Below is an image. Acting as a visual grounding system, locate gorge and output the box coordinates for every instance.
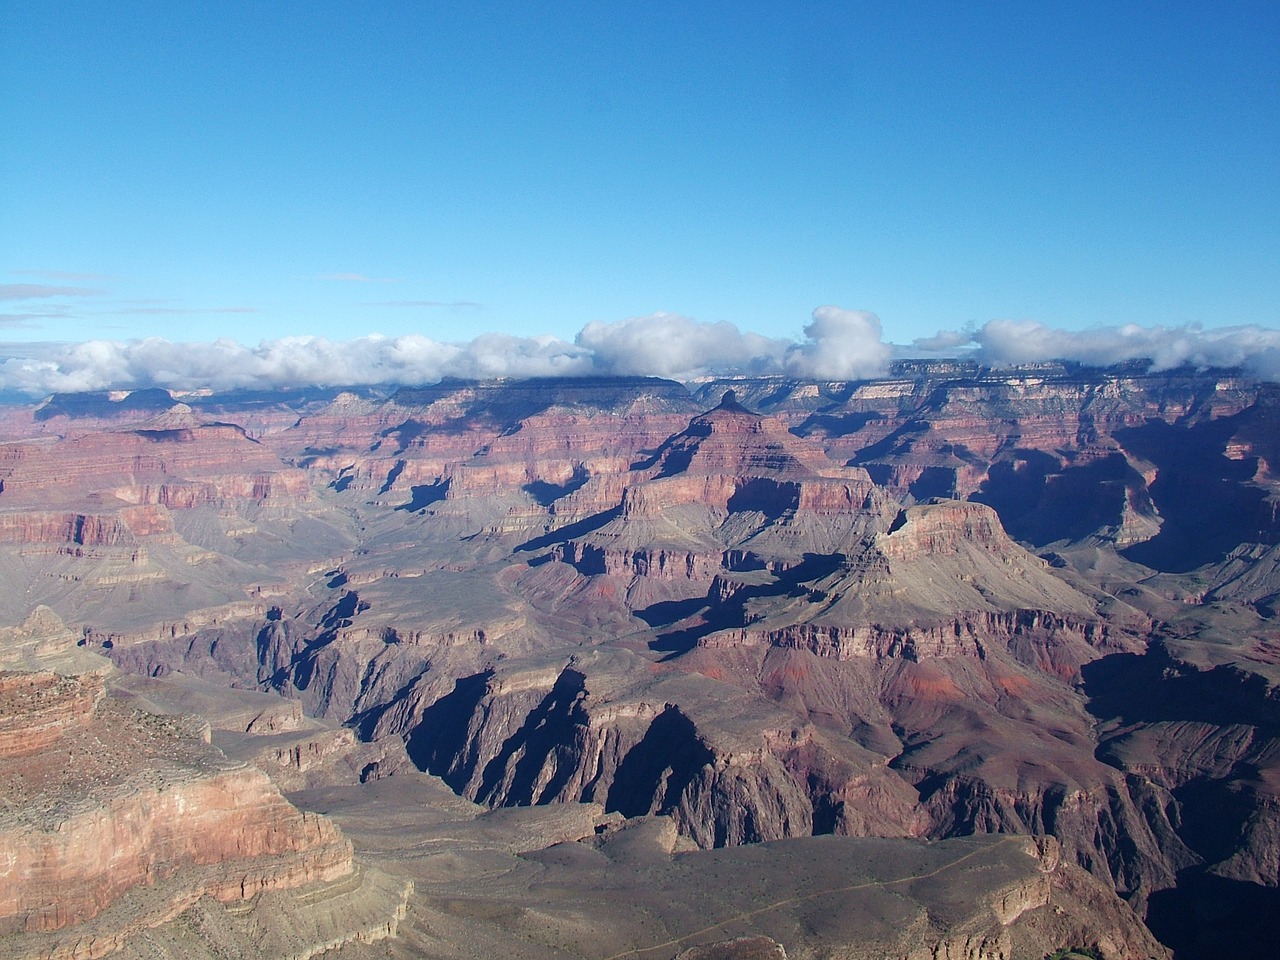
[2,361,1277,959]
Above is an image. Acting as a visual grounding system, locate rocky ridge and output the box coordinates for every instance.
[3,366,1277,957]
[0,609,406,960]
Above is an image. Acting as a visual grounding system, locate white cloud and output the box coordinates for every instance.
[783,306,893,379]
[3,310,1275,397]
[0,332,598,395]
[576,312,790,379]
[968,319,1280,376]
[907,326,977,355]
[448,333,595,379]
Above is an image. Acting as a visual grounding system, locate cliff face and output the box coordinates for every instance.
[0,425,309,509]
[695,499,1122,681]
[702,609,1114,663]
[0,419,312,582]
[0,671,353,939]
[699,368,1267,559]
[534,392,896,599]
[0,670,102,757]
[0,506,176,547]
[397,659,826,849]
[2,764,352,935]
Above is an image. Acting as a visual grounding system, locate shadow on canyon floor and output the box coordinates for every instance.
[1145,870,1280,960]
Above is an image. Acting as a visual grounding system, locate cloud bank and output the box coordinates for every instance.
[911,319,1280,378]
[576,312,791,379]
[783,307,892,379]
[1,310,1278,396]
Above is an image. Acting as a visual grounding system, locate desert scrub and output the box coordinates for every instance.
[1044,948,1103,960]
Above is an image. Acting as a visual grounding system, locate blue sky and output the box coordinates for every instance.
[2,1,1277,372]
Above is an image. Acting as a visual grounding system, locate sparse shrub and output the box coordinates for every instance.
[1044,948,1103,960]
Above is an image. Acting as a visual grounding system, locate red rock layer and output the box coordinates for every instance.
[0,671,102,757]
[701,609,1112,662]
[0,767,352,934]
[0,673,353,936]
[878,499,1008,560]
[0,426,308,509]
[0,506,175,547]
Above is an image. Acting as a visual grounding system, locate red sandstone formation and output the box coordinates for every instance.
[0,671,353,940]
[0,671,103,757]
[0,420,307,512]
[0,506,177,548]
[700,499,1109,656]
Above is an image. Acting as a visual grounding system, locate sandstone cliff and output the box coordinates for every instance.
[0,671,354,940]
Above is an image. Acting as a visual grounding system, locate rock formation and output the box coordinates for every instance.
[0,610,407,960]
[3,363,1279,958]
[0,669,348,931]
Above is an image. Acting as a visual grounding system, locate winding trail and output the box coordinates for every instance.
[599,836,1024,960]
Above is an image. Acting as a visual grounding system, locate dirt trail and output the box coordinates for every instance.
[600,836,1020,960]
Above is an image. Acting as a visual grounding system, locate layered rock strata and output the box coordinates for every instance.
[0,671,354,948]
[2,368,1280,959]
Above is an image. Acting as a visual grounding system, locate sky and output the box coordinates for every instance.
[2,1,1278,391]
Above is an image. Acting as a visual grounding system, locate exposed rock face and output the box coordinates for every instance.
[535,392,895,606]
[289,376,697,503]
[621,390,883,516]
[0,607,90,672]
[390,652,874,850]
[0,671,353,943]
[696,499,1122,684]
[3,366,1280,958]
[698,365,1266,558]
[0,670,103,757]
[0,424,309,510]
[704,609,1110,663]
[0,506,176,547]
[879,498,1007,558]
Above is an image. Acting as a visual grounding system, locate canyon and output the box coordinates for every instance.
[2,361,1278,958]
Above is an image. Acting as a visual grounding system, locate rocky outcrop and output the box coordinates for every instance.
[0,671,103,757]
[699,500,1120,680]
[0,607,88,672]
[286,377,697,503]
[2,765,352,934]
[703,610,1113,663]
[51,867,415,960]
[542,393,895,596]
[243,726,391,792]
[0,672,354,941]
[82,601,270,649]
[553,541,728,581]
[398,658,824,848]
[1006,836,1172,960]
[0,505,176,547]
[0,423,309,511]
[878,499,1008,559]
[700,367,1265,555]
